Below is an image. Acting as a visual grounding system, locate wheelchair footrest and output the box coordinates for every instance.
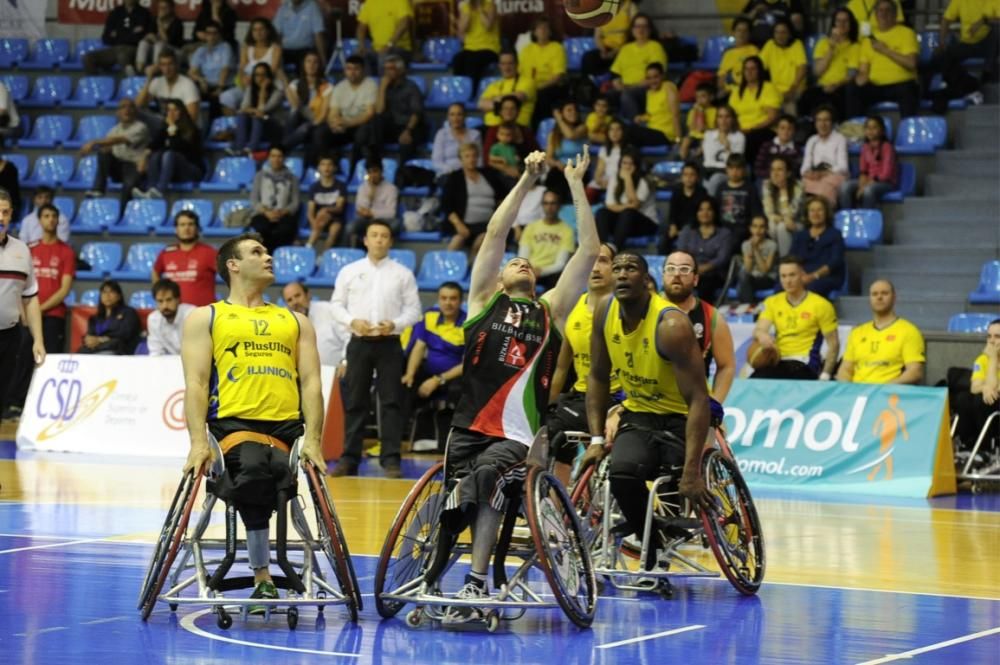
[212,575,297,593]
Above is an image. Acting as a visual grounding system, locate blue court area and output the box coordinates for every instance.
[2,444,999,665]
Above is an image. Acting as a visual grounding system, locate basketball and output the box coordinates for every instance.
[565,0,621,28]
[746,341,780,370]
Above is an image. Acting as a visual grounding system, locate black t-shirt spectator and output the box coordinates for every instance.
[102,4,154,47]
[717,180,762,237]
[195,2,238,49]
[668,183,710,232]
[309,179,346,213]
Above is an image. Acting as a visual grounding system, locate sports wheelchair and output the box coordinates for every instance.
[565,426,765,596]
[373,430,598,631]
[137,437,362,629]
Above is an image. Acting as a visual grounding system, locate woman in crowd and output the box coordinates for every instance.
[759,19,808,114]
[728,56,781,167]
[799,7,860,119]
[450,0,501,97]
[78,280,140,355]
[284,51,331,159]
[220,17,284,113]
[520,17,568,127]
[441,142,506,259]
[717,17,759,96]
[676,198,733,302]
[839,115,897,209]
[789,196,846,298]
[737,215,778,303]
[595,150,659,250]
[761,155,804,256]
[482,96,539,157]
[230,63,285,155]
[610,12,667,122]
[800,104,849,206]
[702,105,745,195]
[432,103,482,179]
[544,100,587,201]
[587,119,630,201]
[134,99,205,198]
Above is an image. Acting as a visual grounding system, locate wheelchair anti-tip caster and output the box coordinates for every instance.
[287,607,298,629]
[405,608,424,628]
[169,603,178,612]
[216,608,232,630]
[485,610,500,633]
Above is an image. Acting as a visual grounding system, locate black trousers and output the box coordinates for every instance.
[400,365,462,451]
[42,315,65,354]
[596,207,659,250]
[581,49,613,78]
[953,391,1000,450]
[451,49,498,99]
[751,360,818,380]
[307,124,357,168]
[94,152,140,208]
[249,213,299,254]
[0,325,22,418]
[352,114,423,172]
[341,336,405,466]
[846,81,920,119]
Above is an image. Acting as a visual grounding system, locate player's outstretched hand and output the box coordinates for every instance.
[563,147,591,185]
[523,150,547,179]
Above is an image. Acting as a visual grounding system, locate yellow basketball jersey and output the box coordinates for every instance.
[603,293,688,415]
[208,300,301,422]
[566,293,621,394]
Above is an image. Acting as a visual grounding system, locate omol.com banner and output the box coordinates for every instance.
[723,379,956,498]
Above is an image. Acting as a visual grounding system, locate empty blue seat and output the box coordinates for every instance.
[22,154,75,188]
[205,115,238,149]
[19,114,74,149]
[285,156,304,180]
[389,248,417,272]
[651,161,684,201]
[475,76,500,100]
[969,260,1000,305]
[692,35,734,70]
[63,290,77,306]
[918,30,946,64]
[536,118,555,148]
[407,75,427,96]
[895,116,947,155]
[79,289,100,307]
[426,76,473,109]
[22,75,72,108]
[2,153,28,177]
[77,242,124,279]
[64,76,117,109]
[201,157,256,191]
[347,157,398,193]
[834,209,883,250]
[129,290,157,309]
[0,74,29,103]
[52,196,76,222]
[204,199,251,237]
[564,37,595,71]
[63,115,117,150]
[880,162,916,203]
[65,38,104,71]
[112,242,166,280]
[300,166,320,191]
[305,248,365,286]
[273,246,317,283]
[163,199,214,234]
[0,38,28,68]
[114,76,147,102]
[73,198,121,232]
[417,250,468,291]
[947,312,996,333]
[646,255,666,290]
[21,38,71,70]
[112,199,167,235]
[413,37,463,71]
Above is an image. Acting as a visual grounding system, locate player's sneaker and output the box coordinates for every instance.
[248,580,278,616]
[442,576,488,624]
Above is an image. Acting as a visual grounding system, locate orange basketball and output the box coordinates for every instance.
[565,0,621,28]
[746,341,780,370]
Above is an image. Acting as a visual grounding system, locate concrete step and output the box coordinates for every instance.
[963,105,1000,128]
[861,268,979,297]
[892,219,1000,245]
[900,197,999,220]
[924,173,999,197]
[872,245,1000,271]
[836,295,960,330]
[958,123,1000,150]
[984,83,999,105]
[933,151,1000,178]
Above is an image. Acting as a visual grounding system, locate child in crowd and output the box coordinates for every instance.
[754,113,801,180]
[350,160,399,246]
[488,123,522,180]
[838,115,897,210]
[679,83,717,161]
[737,215,778,303]
[716,153,762,247]
[586,119,629,202]
[585,96,613,145]
[305,155,347,249]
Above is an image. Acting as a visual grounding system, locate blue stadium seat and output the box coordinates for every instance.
[400,229,443,242]
[401,158,436,196]
[968,260,1000,305]
[646,255,666,290]
[413,37,463,71]
[63,290,77,307]
[112,242,166,280]
[347,157,398,193]
[691,35,734,70]
[162,198,214,235]
[63,115,117,149]
[22,75,72,108]
[111,199,167,235]
[285,156,304,180]
[63,154,100,191]
[536,118,555,148]
[21,38,71,70]
[328,39,363,70]
[19,114,74,149]
[2,153,28,177]
[564,37,595,71]
[79,289,100,307]
[64,39,104,71]
[407,74,428,96]
[204,199,251,237]
[947,312,996,333]
[475,76,499,101]
[0,38,28,68]
[300,166,320,191]
[834,209,883,250]
[205,115,238,149]
[426,76,474,109]
[52,196,76,222]
[0,74,29,103]
[77,242,124,279]
[918,30,947,64]
[305,248,365,286]
[201,157,256,191]
[880,162,916,203]
[895,116,947,155]
[651,161,683,201]
[113,76,147,102]
[64,76,117,109]
[273,246,317,284]
[22,154,75,188]
[129,290,157,309]
[73,198,121,232]
[417,250,468,291]
[389,248,417,272]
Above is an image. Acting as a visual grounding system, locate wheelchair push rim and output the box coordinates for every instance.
[305,462,362,622]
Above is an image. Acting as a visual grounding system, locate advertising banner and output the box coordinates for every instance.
[723,379,956,498]
[16,355,337,458]
[0,0,47,39]
[58,0,285,26]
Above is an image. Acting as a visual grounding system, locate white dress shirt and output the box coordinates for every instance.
[146,303,194,356]
[18,210,71,245]
[307,300,351,366]
[801,130,849,176]
[330,255,421,335]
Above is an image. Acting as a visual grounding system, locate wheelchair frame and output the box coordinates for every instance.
[957,411,1000,488]
[568,426,766,596]
[137,438,362,629]
[373,431,598,632]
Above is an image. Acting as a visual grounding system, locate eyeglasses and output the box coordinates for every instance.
[664,265,695,275]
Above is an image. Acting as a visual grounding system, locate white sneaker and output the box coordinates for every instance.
[131,186,147,199]
[442,580,488,624]
[84,189,104,198]
[146,187,163,199]
[411,438,438,452]
[965,91,985,106]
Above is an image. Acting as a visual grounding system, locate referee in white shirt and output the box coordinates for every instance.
[330,220,421,477]
[0,188,46,419]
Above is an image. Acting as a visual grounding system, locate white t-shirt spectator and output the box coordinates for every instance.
[327,78,377,122]
[147,75,201,110]
[605,176,658,221]
[702,130,746,170]
[147,303,195,355]
[18,209,70,245]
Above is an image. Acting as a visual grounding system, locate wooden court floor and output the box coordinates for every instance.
[1,448,999,664]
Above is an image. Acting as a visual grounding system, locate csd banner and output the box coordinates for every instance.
[724,379,956,498]
[17,355,337,458]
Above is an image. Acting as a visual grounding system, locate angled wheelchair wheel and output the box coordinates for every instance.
[700,450,766,595]
[139,469,201,620]
[305,463,362,622]
[374,461,446,619]
[525,466,597,628]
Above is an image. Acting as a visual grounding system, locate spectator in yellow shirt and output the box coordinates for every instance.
[679,83,717,161]
[953,318,1000,453]
[717,17,759,96]
[848,0,920,118]
[451,0,501,97]
[728,55,781,169]
[581,0,638,78]
[356,0,414,72]
[517,190,577,289]
[477,50,536,127]
[799,7,860,118]
[585,95,613,145]
[627,62,681,149]
[759,19,808,113]
[845,0,903,38]
[610,13,668,125]
[837,280,925,385]
[520,17,568,127]
[928,0,999,111]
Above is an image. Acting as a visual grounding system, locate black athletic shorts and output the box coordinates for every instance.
[443,427,528,518]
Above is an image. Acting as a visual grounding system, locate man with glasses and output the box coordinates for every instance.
[517,190,576,290]
[478,50,536,128]
[662,250,737,402]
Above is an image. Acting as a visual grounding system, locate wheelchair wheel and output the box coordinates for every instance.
[305,463,362,622]
[374,461,446,619]
[139,469,201,620]
[525,466,597,628]
[700,450,766,595]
